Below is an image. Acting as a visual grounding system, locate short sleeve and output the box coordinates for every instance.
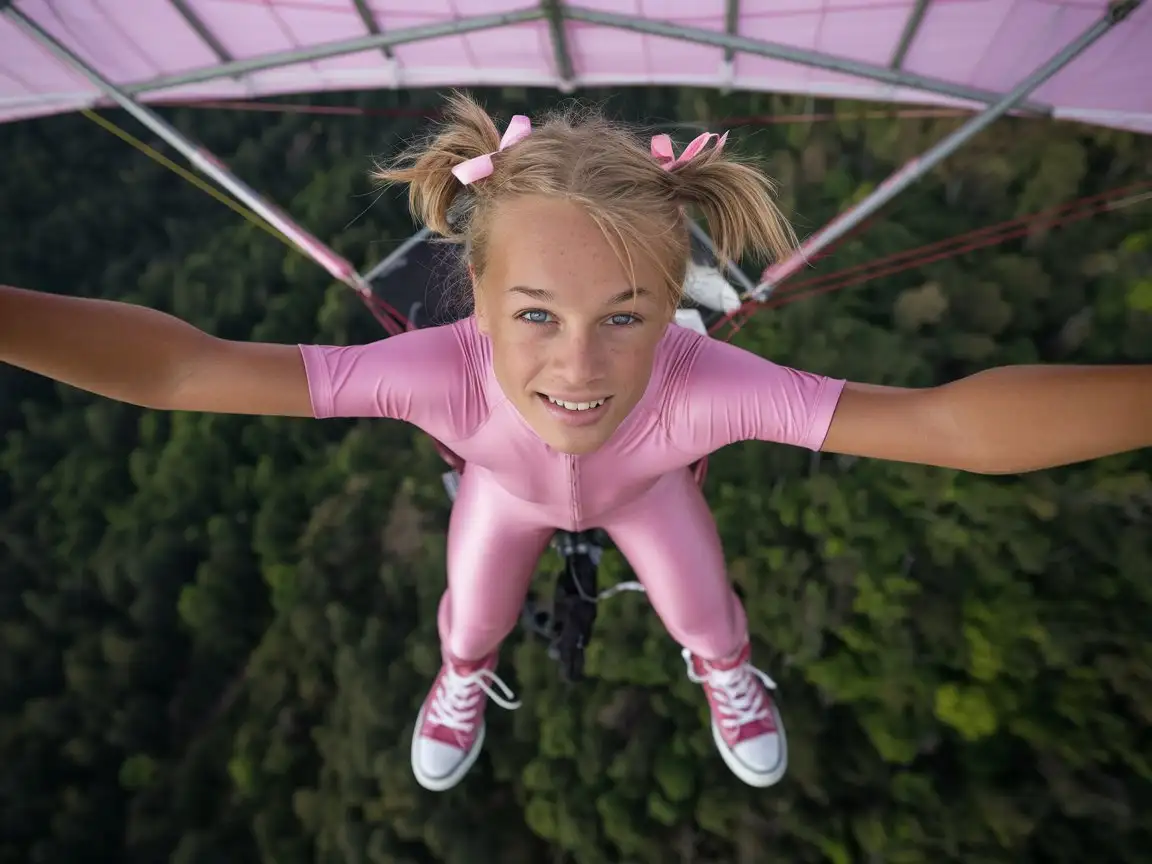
[667,332,846,454]
[297,319,488,444]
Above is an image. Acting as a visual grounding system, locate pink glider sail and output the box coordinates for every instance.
[1,1,1149,134]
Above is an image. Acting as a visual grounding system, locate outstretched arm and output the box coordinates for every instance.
[1,283,311,416]
[822,365,1152,474]
[672,330,1149,473]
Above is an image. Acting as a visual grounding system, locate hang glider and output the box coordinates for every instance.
[1,0,1147,308]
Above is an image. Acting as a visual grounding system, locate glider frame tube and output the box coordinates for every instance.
[118,6,1050,116]
[3,4,370,293]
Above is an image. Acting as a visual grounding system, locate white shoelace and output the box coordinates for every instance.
[426,665,521,734]
[683,648,778,731]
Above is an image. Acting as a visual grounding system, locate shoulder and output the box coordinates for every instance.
[297,317,492,441]
[299,320,473,397]
[657,321,823,393]
[652,321,709,387]
[656,322,846,452]
[447,314,491,376]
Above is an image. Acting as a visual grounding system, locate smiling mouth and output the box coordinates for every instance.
[538,394,611,412]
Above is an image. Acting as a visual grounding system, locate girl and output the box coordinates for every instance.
[2,93,1148,793]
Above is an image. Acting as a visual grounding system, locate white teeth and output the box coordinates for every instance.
[546,396,606,411]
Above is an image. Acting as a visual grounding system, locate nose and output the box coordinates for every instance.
[551,326,607,385]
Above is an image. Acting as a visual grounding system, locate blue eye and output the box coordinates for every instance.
[609,313,640,326]
[518,309,553,325]
[516,310,640,327]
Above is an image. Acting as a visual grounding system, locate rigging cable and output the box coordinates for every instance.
[80,108,408,335]
[79,107,1149,345]
[714,181,1152,339]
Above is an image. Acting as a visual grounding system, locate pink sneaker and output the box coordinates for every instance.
[411,653,520,792]
[683,643,787,787]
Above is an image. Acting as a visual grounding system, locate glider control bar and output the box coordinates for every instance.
[751,0,1143,300]
[3,3,372,295]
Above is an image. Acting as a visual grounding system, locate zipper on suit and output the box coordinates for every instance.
[567,454,580,529]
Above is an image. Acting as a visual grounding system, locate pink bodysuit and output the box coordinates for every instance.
[299,317,845,663]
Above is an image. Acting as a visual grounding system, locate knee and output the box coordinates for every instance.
[440,597,521,662]
[655,587,747,660]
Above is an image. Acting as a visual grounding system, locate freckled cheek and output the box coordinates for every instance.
[500,341,549,390]
[601,343,649,388]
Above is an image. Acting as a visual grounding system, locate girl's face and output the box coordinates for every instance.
[474,195,674,455]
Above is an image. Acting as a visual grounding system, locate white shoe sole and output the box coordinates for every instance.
[411,703,487,792]
[711,701,788,788]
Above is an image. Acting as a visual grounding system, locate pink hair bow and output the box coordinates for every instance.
[651,130,729,170]
[451,114,532,185]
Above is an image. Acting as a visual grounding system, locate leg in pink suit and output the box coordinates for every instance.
[436,465,555,661]
[437,464,746,663]
[598,466,748,660]
[419,464,782,794]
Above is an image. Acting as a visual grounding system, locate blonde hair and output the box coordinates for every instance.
[373,91,796,308]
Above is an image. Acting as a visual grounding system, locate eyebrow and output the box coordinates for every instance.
[510,285,651,306]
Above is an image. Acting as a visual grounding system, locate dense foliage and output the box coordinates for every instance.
[1,84,1149,864]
